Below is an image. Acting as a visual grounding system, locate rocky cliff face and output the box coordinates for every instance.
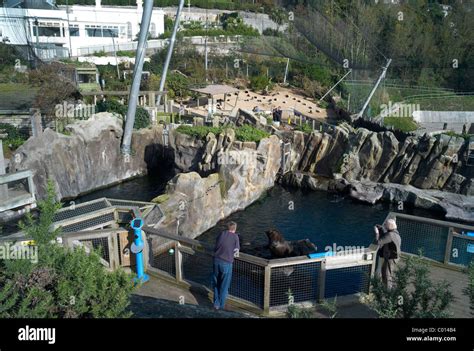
[286,123,473,196]
[281,123,474,221]
[10,113,164,199]
[149,134,281,241]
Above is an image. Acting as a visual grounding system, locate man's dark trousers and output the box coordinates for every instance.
[212,258,233,309]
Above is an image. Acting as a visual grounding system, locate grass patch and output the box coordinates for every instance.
[175,125,224,140]
[0,123,28,157]
[234,124,270,142]
[295,124,313,134]
[176,124,270,142]
[441,131,472,141]
[383,117,419,132]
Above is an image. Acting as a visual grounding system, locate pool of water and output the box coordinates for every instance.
[1,173,170,235]
[74,173,170,204]
[197,186,445,257]
[2,173,446,249]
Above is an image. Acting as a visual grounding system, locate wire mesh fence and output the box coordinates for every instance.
[60,212,116,233]
[230,259,265,308]
[79,236,111,264]
[395,215,449,262]
[270,261,320,307]
[54,198,110,222]
[144,227,377,314]
[388,212,474,267]
[324,264,371,299]
[152,250,177,278]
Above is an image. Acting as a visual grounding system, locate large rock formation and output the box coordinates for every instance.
[286,123,473,196]
[10,113,164,199]
[149,134,281,241]
[348,180,474,223]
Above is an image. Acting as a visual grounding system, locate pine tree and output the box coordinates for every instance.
[0,180,135,318]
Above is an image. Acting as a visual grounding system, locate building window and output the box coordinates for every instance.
[102,26,118,38]
[85,25,118,38]
[127,22,132,40]
[85,25,101,37]
[33,22,62,37]
[150,23,156,37]
[69,25,79,37]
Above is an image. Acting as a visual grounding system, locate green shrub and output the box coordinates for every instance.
[176,124,270,143]
[96,100,150,129]
[166,72,190,99]
[250,74,273,93]
[134,107,151,129]
[0,123,28,152]
[442,130,472,141]
[295,124,313,134]
[175,125,223,140]
[383,117,418,133]
[464,261,474,316]
[116,50,136,58]
[0,181,134,318]
[368,253,454,318]
[234,124,270,142]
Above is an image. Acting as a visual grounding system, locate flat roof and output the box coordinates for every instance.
[190,84,239,96]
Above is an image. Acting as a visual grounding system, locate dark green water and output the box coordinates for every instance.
[75,176,444,256]
[197,186,444,256]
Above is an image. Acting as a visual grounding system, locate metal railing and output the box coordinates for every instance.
[144,226,377,315]
[2,198,163,270]
[386,212,474,268]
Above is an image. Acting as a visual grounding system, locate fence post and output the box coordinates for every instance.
[444,227,454,265]
[107,234,117,270]
[263,265,271,314]
[318,259,326,302]
[0,139,7,200]
[175,242,183,282]
[29,108,43,137]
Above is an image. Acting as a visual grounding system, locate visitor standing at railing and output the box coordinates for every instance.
[212,221,240,310]
[373,218,401,289]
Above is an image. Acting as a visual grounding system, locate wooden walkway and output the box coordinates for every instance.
[136,263,472,318]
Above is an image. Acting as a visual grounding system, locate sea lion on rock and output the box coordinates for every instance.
[265,229,317,258]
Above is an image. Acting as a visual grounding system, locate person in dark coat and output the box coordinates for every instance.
[212,221,240,310]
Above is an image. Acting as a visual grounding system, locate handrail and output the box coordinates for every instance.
[143,226,270,266]
[388,212,474,232]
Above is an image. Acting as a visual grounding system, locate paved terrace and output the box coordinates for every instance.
[131,260,471,318]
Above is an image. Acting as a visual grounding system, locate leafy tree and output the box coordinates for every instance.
[0,181,135,318]
[0,43,17,70]
[249,74,273,93]
[28,63,80,117]
[368,254,454,318]
[166,72,190,99]
[96,99,150,129]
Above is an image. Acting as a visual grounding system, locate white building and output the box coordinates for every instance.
[0,0,165,57]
